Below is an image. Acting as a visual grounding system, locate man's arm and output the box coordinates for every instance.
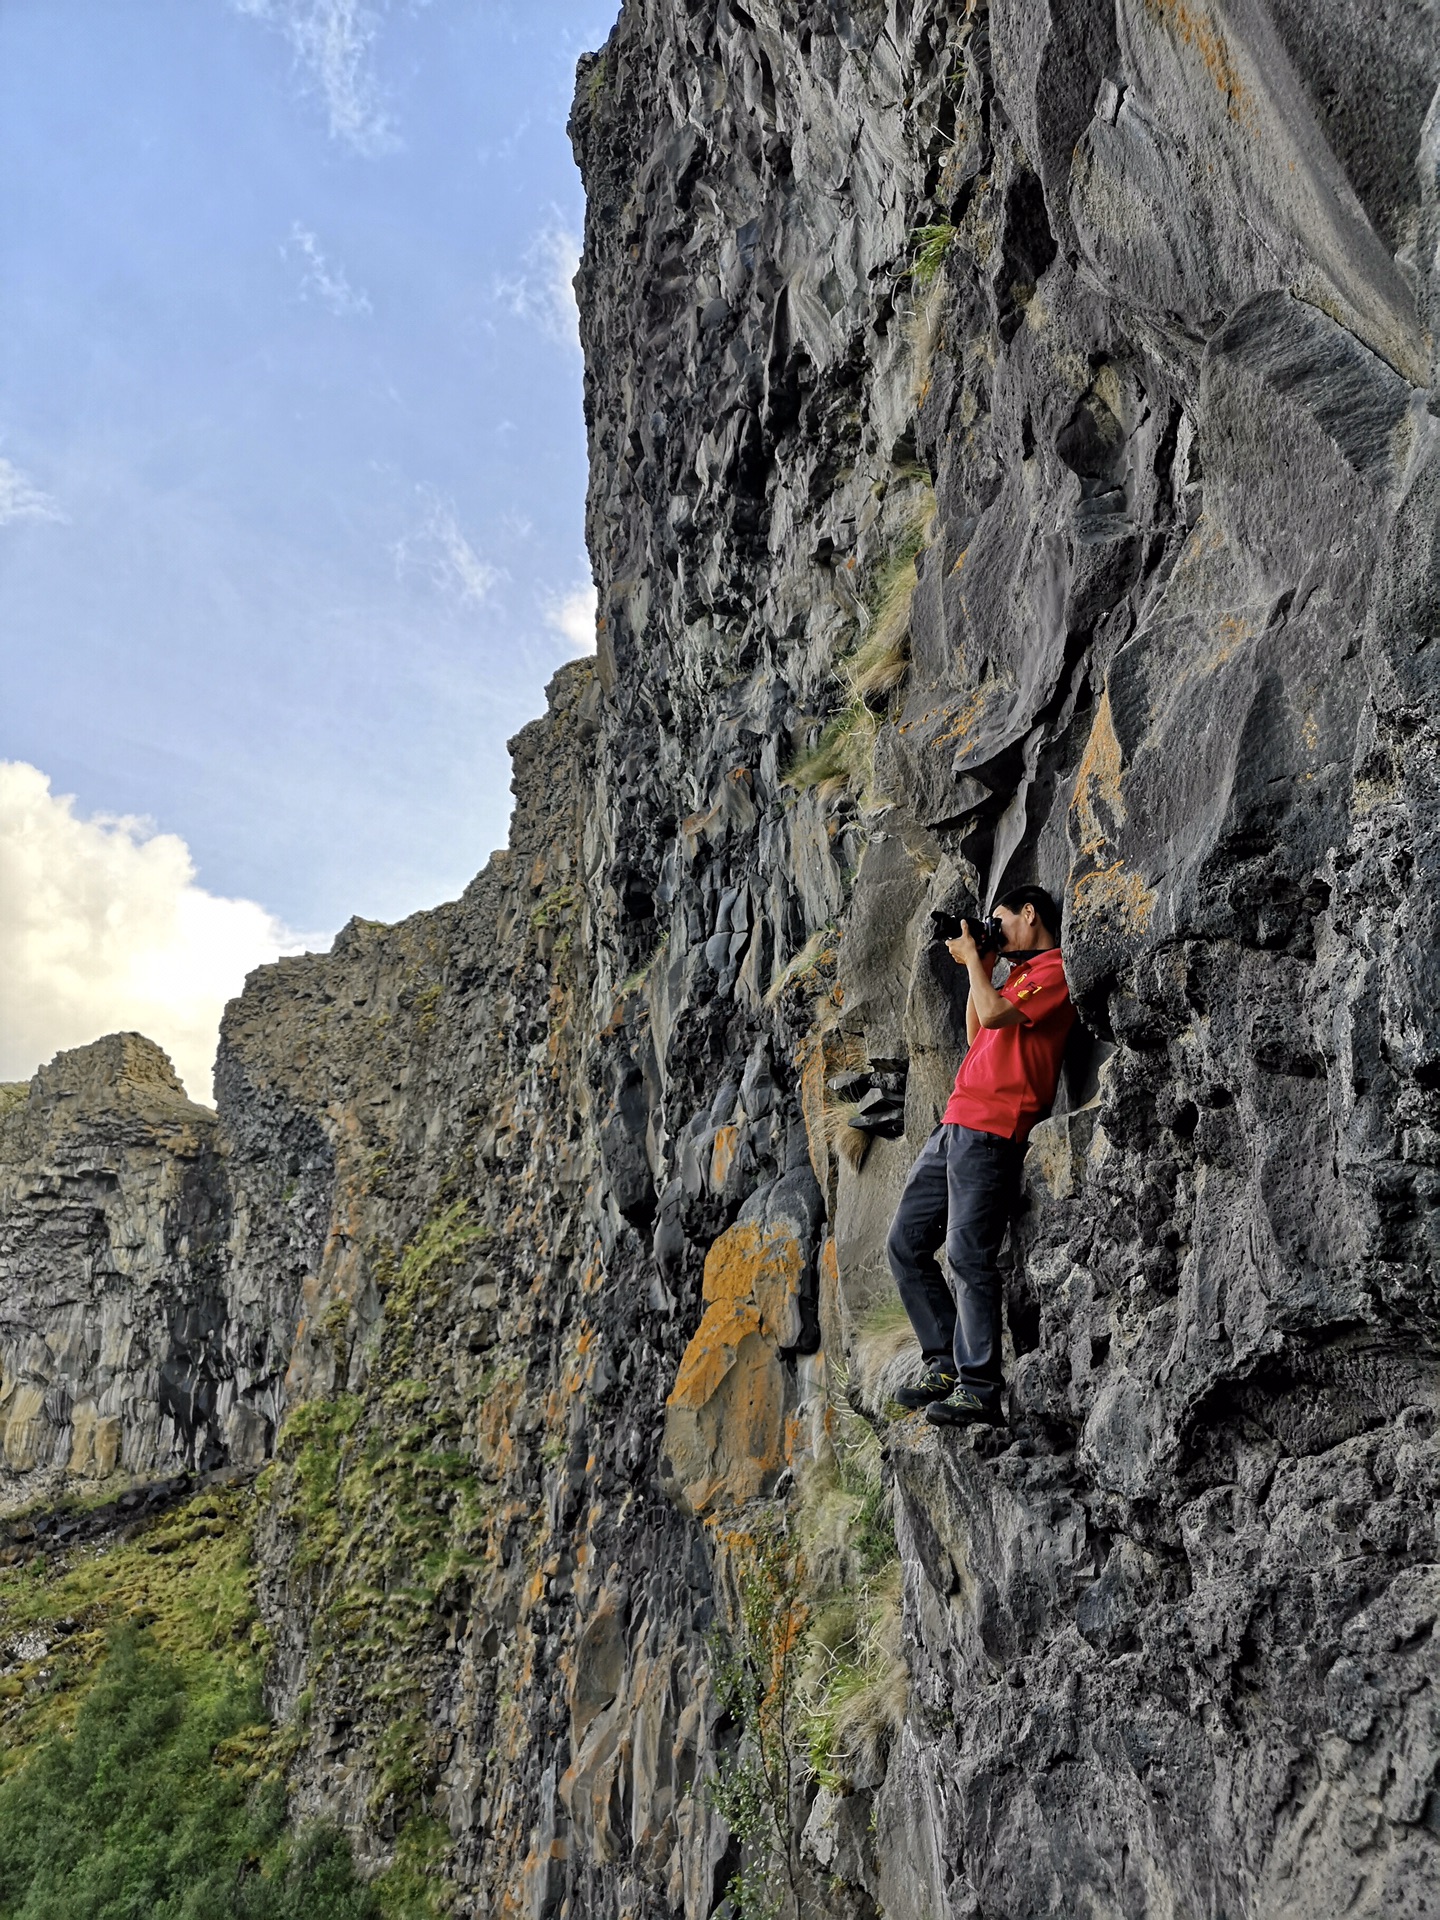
[947,926,1027,1035]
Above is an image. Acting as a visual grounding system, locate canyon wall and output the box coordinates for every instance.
[3,0,1440,1915]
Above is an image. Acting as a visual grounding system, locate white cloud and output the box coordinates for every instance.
[0,763,322,1103]
[393,492,500,607]
[495,225,582,350]
[287,222,372,316]
[234,0,400,156]
[0,457,64,528]
[545,583,597,652]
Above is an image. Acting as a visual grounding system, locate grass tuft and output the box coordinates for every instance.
[849,1297,925,1415]
[909,222,956,289]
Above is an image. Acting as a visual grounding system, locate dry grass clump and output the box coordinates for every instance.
[784,699,879,801]
[763,925,838,1007]
[848,1295,925,1416]
[907,277,948,404]
[804,1563,907,1791]
[822,1097,871,1171]
[797,1406,908,1792]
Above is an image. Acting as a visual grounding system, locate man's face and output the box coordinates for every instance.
[995,904,1043,952]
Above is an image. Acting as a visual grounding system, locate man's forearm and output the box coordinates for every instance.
[966,958,1011,1032]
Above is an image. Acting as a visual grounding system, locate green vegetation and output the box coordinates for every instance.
[908,221,956,289]
[0,1631,377,1920]
[708,1521,810,1920]
[259,1199,493,1859]
[0,1484,389,1918]
[0,1083,27,1119]
[412,983,444,1038]
[529,883,579,931]
[0,1192,495,1920]
[705,1413,909,1905]
[371,1199,489,1385]
[0,1484,263,1769]
[798,1403,906,1797]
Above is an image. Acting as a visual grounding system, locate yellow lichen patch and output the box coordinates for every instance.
[580,1258,605,1295]
[710,1123,739,1191]
[819,1235,839,1312]
[1071,859,1158,933]
[666,1219,804,1412]
[669,1301,766,1412]
[1070,689,1127,858]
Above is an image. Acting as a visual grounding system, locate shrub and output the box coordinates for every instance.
[0,1630,378,1920]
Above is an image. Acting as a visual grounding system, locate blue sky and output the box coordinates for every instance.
[0,0,618,938]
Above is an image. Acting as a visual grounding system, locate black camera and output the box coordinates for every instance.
[930,908,1004,954]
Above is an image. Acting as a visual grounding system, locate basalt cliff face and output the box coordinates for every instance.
[4,1,1440,1915]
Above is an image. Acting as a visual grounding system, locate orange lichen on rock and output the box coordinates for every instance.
[659,1218,804,1516]
[1070,689,1127,858]
[709,1123,739,1191]
[1141,0,1256,130]
[1071,857,1158,932]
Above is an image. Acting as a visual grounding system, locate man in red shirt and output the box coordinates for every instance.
[887,885,1075,1429]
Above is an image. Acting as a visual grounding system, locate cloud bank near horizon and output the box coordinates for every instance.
[0,762,324,1103]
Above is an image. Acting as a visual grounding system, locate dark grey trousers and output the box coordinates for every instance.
[885,1123,1024,1411]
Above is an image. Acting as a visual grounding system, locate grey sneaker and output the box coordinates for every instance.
[895,1366,958,1410]
[925,1388,1005,1429]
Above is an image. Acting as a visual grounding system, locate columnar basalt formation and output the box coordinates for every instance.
[0,1035,231,1497]
[2,1,1439,1915]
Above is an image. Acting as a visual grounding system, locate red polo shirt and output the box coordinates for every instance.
[943,945,1075,1142]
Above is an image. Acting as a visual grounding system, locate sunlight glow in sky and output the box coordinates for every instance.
[0,0,619,1096]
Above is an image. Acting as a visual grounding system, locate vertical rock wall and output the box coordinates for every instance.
[0,1035,231,1499]
[2,1,1439,1915]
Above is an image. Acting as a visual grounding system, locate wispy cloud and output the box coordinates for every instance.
[0,456,64,528]
[495,225,582,350]
[0,761,322,1102]
[545,583,597,653]
[287,222,372,316]
[394,492,500,608]
[234,0,400,156]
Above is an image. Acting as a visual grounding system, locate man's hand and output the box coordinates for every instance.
[945,923,982,970]
[949,925,1026,1039]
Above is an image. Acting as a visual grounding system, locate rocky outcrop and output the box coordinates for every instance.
[3,0,1440,1914]
[0,1035,230,1502]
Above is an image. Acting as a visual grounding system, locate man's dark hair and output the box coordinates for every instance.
[994,883,1061,940]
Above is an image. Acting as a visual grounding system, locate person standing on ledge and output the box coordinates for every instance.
[887,884,1075,1429]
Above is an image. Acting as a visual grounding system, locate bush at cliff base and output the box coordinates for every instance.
[0,1630,378,1920]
